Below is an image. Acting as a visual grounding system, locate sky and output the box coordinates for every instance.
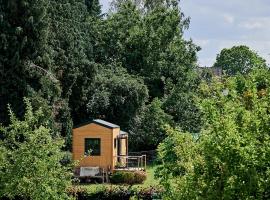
[100,0,270,67]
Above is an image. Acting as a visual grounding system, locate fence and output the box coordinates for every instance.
[128,150,157,165]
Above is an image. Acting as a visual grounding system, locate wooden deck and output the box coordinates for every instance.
[114,155,146,171]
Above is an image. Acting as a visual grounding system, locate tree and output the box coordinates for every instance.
[213,45,268,76]
[95,0,201,143]
[129,98,173,151]
[47,0,96,148]
[99,0,199,98]
[157,68,270,199]
[0,0,54,124]
[0,99,71,200]
[84,64,148,129]
[163,73,202,133]
[0,0,74,149]
[85,0,102,17]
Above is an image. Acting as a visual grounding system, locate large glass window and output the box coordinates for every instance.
[85,138,101,156]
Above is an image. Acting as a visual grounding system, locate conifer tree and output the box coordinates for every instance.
[0,0,53,124]
[85,0,102,16]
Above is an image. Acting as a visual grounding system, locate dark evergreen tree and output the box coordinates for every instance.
[85,0,102,16]
[47,0,97,147]
[0,0,59,126]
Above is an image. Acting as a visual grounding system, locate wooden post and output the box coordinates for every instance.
[102,168,104,183]
[126,156,129,170]
[106,171,109,183]
[126,137,128,156]
[144,155,146,172]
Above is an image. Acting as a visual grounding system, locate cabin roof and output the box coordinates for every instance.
[120,130,128,135]
[93,119,120,128]
[73,119,120,129]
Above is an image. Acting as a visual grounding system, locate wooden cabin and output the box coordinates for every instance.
[72,119,128,172]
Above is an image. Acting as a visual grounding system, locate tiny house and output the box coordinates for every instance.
[72,119,128,172]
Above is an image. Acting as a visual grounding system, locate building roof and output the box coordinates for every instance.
[73,119,120,129]
[120,130,128,135]
[93,119,120,129]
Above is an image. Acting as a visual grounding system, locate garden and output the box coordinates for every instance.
[1,0,270,199]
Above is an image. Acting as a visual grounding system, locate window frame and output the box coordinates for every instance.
[84,138,101,156]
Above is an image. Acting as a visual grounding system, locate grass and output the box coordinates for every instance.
[78,165,159,194]
[133,164,158,188]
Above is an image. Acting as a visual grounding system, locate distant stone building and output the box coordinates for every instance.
[198,66,223,77]
[209,67,222,76]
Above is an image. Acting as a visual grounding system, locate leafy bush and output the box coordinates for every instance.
[135,186,164,200]
[0,99,72,200]
[67,186,133,200]
[67,185,163,200]
[134,171,147,184]
[110,171,146,184]
[157,68,270,199]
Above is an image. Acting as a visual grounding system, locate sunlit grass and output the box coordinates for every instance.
[78,165,160,193]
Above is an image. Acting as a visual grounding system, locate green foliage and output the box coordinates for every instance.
[156,126,199,199]
[0,99,72,200]
[0,0,76,149]
[68,185,133,200]
[47,0,95,147]
[163,77,202,133]
[0,0,55,124]
[68,184,163,200]
[110,171,147,184]
[157,68,270,199]
[214,45,268,76]
[85,0,102,17]
[101,0,199,98]
[80,65,148,129]
[97,0,201,149]
[1,0,202,152]
[130,98,173,151]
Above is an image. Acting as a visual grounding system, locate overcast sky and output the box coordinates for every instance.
[100,0,270,67]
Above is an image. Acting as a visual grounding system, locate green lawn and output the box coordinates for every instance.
[134,165,158,188]
[79,165,159,194]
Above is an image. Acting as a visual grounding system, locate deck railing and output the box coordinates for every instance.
[113,155,146,171]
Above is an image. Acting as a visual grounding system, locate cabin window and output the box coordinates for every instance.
[85,138,101,156]
[114,138,117,149]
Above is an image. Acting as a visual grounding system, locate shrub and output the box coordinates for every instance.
[110,171,146,184]
[133,171,147,184]
[157,68,270,199]
[67,186,133,200]
[136,186,164,200]
[0,99,72,200]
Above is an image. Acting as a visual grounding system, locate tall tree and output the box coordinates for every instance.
[85,0,102,16]
[84,64,149,129]
[100,0,199,98]
[47,0,98,147]
[0,0,54,124]
[214,45,268,76]
[96,0,201,138]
